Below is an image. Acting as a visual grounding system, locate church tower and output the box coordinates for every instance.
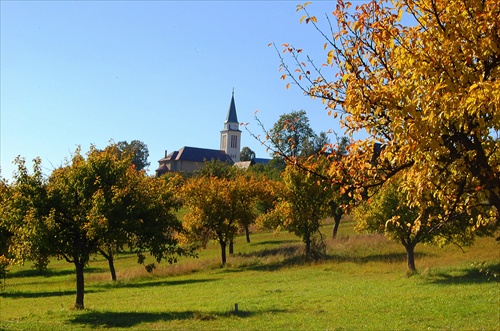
[220,90,241,162]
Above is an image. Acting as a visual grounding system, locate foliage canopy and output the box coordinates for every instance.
[278,0,499,237]
[2,144,187,308]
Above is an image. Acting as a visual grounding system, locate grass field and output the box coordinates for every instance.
[0,220,499,330]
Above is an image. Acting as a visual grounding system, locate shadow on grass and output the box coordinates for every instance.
[0,288,102,299]
[237,245,429,272]
[9,266,106,278]
[95,278,217,290]
[328,252,429,264]
[69,308,288,328]
[237,245,302,259]
[428,262,500,285]
[251,240,300,246]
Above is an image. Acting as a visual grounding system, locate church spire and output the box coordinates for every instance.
[225,89,238,124]
[220,89,241,162]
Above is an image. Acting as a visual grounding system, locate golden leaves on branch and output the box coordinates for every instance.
[276,0,500,235]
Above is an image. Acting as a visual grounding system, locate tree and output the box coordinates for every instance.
[352,175,494,272]
[240,146,256,162]
[89,158,187,281]
[195,159,235,179]
[2,157,52,272]
[352,178,421,272]
[180,172,268,265]
[248,162,283,182]
[5,145,188,309]
[0,179,12,257]
[277,0,499,239]
[181,176,235,265]
[117,140,150,171]
[195,160,266,245]
[302,131,331,157]
[326,136,350,238]
[0,179,13,287]
[232,173,272,245]
[263,163,331,260]
[269,110,316,160]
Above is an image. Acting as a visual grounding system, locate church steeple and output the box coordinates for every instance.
[220,90,241,162]
[224,89,238,128]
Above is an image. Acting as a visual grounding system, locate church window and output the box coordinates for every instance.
[230,135,238,148]
[221,135,227,149]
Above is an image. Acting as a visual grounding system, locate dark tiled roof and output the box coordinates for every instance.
[158,151,179,162]
[175,146,234,164]
[253,158,271,165]
[155,163,169,176]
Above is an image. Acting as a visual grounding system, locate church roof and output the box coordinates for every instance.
[253,158,271,165]
[225,91,238,124]
[160,146,234,164]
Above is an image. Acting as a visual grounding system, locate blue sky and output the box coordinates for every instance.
[1,1,352,179]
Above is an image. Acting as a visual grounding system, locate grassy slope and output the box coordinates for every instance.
[0,220,498,331]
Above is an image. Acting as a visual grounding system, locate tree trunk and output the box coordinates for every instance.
[405,243,417,273]
[332,215,341,238]
[304,232,311,261]
[229,239,234,255]
[99,249,117,281]
[245,225,251,243]
[75,262,85,309]
[107,254,117,281]
[220,240,227,266]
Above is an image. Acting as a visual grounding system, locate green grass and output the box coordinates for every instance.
[1,220,499,330]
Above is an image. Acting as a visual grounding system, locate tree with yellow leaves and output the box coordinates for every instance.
[277,0,499,238]
[262,162,332,260]
[353,174,495,272]
[180,171,269,265]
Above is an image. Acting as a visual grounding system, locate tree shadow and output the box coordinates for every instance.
[94,278,217,290]
[427,262,500,285]
[238,245,430,272]
[237,245,302,259]
[328,252,430,264]
[233,244,306,271]
[68,308,288,328]
[9,266,106,278]
[0,288,102,299]
[251,240,300,246]
[247,256,308,272]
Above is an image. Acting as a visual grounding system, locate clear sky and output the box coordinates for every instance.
[1,1,352,179]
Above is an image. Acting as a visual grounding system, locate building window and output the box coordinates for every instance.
[221,135,227,149]
[231,135,237,148]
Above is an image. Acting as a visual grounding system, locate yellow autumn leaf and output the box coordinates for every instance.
[327,50,335,64]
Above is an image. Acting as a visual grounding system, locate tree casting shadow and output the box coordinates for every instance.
[250,240,300,246]
[95,278,217,290]
[69,308,288,328]
[0,288,102,299]
[9,266,106,278]
[328,252,430,264]
[428,262,500,285]
[238,246,430,272]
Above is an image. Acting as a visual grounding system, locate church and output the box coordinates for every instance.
[155,91,246,176]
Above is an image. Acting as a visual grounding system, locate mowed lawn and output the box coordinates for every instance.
[0,220,498,331]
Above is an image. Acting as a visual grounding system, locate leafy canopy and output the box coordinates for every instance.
[278,0,499,234]
[262,162,331,260]
[3,144,187,308]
